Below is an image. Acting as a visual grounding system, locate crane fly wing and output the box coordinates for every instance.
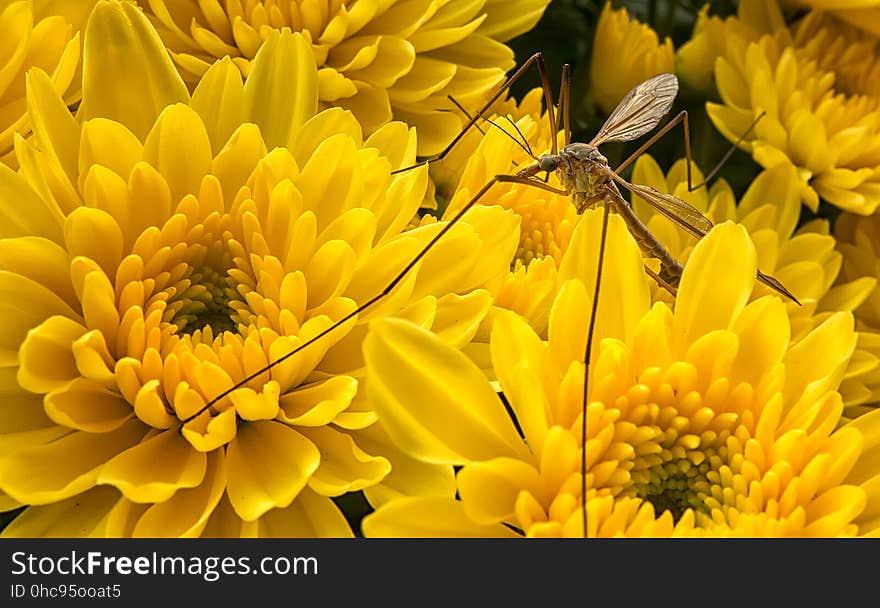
[608,172,802,303]
[607,171,712,239]
[756,271,801,304]
[590,73,679,146]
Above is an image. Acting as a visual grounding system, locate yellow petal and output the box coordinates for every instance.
[1,486,119,538]
[143,104,212,203]
[364,317,528,464]
[17,315,84,394]
[277,376,357,426]
[78,118,143,188]
[44,378,132,433]
[0,419,147,504]
[226,420,320,521]
[355,422,456,508]
[0,236,77,309]
[558,208,650,345]
[674,222,756,350]
[64,207,123,279]
[190,55,244,155]
[257,487,354,537]
[491,309,550,453]
[458,457,543,525]
[301,426,390,496]
[784,312,856,407]
[129,449,226,538]
[243,30,317,149]
[730,296,790,386]
[0,164,64,242]
[80,0,189,140]
[98,429,207,503]
[362,496,520,537]
[26,67,80,187]
[0,271,81,357]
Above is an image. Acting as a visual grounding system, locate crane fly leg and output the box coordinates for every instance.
[392,52,558,175]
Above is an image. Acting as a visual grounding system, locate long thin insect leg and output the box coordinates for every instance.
[180,175,516,426]
[496,173,569,196]
[558,64,572,146]
[447,95,487,135]
[613,111,693,186]
[582,195,612,538]
[613,110,766,191]
[643,264,677,296]
[391,52,558,175]
[543,63,572,184]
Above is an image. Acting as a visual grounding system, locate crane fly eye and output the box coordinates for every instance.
[539,155,558,172]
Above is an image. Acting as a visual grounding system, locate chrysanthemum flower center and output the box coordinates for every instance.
[167,243,242,336]
[635,452,717,522]
[510,195,574,266]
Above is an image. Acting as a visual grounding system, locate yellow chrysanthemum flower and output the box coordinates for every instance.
[676,0,786,93]
[629,156,880,412]
[0,1,516,537]
[134,0,551,156]
[361,209,880,537]
[589,1,674,116]
[783,0,880,36]
[705,1,880,214]
[0,0,88,166]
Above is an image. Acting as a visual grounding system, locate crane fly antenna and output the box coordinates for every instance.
[447,93,537,160]
[501,115,536,159]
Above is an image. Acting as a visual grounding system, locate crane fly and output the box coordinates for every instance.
[181,52,799,537]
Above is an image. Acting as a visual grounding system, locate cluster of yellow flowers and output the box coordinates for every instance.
[1,0,880,538]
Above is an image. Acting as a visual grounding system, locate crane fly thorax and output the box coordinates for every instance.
[557,143,609,194]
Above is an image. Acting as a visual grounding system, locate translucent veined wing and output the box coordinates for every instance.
[590,73,678,146]
[607,170,712,239]
[607,170,801,303]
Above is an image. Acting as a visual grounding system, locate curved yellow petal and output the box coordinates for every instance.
[128,448,226,538]
[143,104,212,203]
[191,56,244,155]
[243,29,317,149]
[0,164,64,242]
[362,496,520,537]
[257,487,354,538]
[0,419,147,504]
[458,457,543,525]
[98,429,207,503]
[300,425,390,496]
[1,486,119,538]
[81,0,189,140]
[44,378,132,433]
[558,208,650,346]
[226,420,320,521]
[0,236,77,309]
[673,222,756,350]
[355,423,456,508]
[26,67,80,186]
[17,315,84,393]
[364,317,529,464]
[0,271,81,356]
[491,309,550,453]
